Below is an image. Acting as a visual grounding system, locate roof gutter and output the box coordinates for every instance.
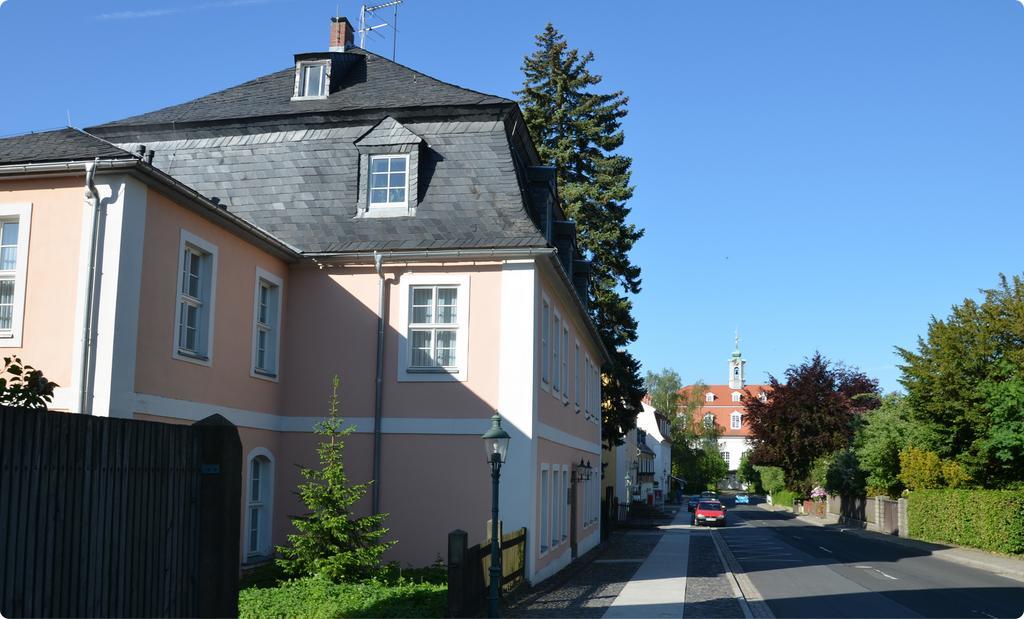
[0,159,301,261]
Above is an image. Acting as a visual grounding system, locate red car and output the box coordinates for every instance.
[692,500,727,527]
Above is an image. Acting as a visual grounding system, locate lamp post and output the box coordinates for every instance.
[482,412,510,618]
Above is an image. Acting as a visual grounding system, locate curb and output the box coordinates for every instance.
[710,529,774,619]
[755,502,1024,584]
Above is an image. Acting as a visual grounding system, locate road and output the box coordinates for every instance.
[717,499,1024,618]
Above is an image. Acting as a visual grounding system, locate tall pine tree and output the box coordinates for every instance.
[518,24,645,446]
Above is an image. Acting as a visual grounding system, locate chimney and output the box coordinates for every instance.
[330,16,355,51]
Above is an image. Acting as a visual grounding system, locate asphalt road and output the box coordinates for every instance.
[717,499,1024,618]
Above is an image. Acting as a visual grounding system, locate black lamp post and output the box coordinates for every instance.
[482,412,510,618]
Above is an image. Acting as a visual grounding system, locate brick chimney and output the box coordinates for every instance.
[330,16,355,51]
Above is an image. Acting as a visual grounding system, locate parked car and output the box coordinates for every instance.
[735,493,750,504]
[687,495,700,512]
[693,500,727,527]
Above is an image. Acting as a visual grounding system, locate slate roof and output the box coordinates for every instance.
[0,128,134,165]
[96,47,510,129]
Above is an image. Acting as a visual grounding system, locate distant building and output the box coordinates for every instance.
[680,337,769,488]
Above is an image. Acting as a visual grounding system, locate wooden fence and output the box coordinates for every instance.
[447,527,527,617]
[0,407,241,618]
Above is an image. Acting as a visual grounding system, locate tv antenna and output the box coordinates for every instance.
[358,0,403,60]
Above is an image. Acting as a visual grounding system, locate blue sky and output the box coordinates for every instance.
[2,1,1022,392]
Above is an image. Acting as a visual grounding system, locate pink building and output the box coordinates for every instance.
[0,18,606,583]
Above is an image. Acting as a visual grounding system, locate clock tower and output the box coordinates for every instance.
[729,331,745,389]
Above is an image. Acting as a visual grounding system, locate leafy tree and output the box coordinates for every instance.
[855,393,916,496]
[824,450,866,496]
[519,24,645,446]
[278,376,394,582]
[754,466,785,496]
[645,368,682,417]
[744,353,880,492]
[737,452,761,493]
[897,274,1024,487]
[699,445,729,491]
[0,356,57,410]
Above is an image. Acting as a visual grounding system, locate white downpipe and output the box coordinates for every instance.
[78,158,101,415]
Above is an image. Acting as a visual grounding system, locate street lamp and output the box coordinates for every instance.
[482,412,510,618]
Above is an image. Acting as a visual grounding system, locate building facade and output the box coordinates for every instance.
[681,338,768,488]
[0,18,607,583]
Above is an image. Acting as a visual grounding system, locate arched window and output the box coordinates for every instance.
[246,449,275,559]
[758,392,768,403]
[703,413,715,428]
[731,412,742,430]
[733,366,740,378]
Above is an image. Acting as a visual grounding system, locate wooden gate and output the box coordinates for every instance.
[0,407,241,618]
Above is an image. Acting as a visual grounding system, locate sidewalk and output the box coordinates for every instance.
[758,502,1024,583]
[602,509,690,618]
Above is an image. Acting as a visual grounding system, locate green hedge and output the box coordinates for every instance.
[239,576,447,618]
[908,489,1024,555]
[772,490,800,511]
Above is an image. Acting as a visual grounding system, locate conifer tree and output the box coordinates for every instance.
[277,376,393,582]
[518,24,645,446]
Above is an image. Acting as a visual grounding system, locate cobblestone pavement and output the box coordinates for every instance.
[506,525,745,618]
[684,532,745,618]
[505,530,663,618]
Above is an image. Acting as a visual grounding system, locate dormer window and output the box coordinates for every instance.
[731,391,741,402]
[705,392,715,403]
[369,155,409,208]
[294,60,329,99]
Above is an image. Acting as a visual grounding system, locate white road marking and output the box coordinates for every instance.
[973,610,996,619]
[873,569,899,581]
[818,546,833,553]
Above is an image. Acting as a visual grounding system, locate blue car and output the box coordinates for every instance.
[735,493,750,504]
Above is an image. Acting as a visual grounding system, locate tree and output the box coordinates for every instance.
[855,393,915,496]
[824,450,866,497]
[519,24,645,446]
[744,353,880,492]
[754,466,785,496]
[645,368,682,416]
[897,273,1024,487]
[277,376,394,582]
[0,356,57,410]
[737,452,761,493]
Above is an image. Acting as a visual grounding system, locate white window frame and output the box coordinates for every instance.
[398,274,469,382]
[250,268,283,381]
[704,413,715,428]
[731,391,742,403]
[551,312,561,395]
[541,297,550,389]
[172,230,218,366]
[561,467,569,542]
[731,411,742,430]
[0,203,31,348]
[705,392,715,403]
[367,154,411,211]
[574,340,581,412]
[759,391,768,403]
[561,325,569,405]
[293,60,329,99]
[540,464,550,556]
[244,448,275,560]
[583,355,591,417]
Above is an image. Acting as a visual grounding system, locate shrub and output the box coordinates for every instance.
[899,448,943,490]
[755,466,785,496]
[825,450,866,496]
[773,489,799,511]
[239,576,447,619]
[941,460,971,489]
[908,489,1024,555]
[0,356,57,410]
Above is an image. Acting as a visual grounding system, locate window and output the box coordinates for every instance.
[553,468,562,547]
[173,231,217,364]
[409,286,458,368]
[540,467,549,553]
[583,356,591,415]
[552,314,560,393]
[562,468,569,541]
[561,326,569,402]
[246,450,274,558]
[703,413,715,429]
[252,269,283,379]
[759,391,768,403]
[721,450,730,469]
[0,204,29,348]
[731,412,742,430]
[298,62,327,97]
[574,341,580,410]
[731,391,741,403]
[705,392,715,402]
[368,155,409,209]
[541,300,550,385]
[734,366,740,378]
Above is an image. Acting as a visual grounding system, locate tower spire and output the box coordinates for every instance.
[729,331,745,388]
